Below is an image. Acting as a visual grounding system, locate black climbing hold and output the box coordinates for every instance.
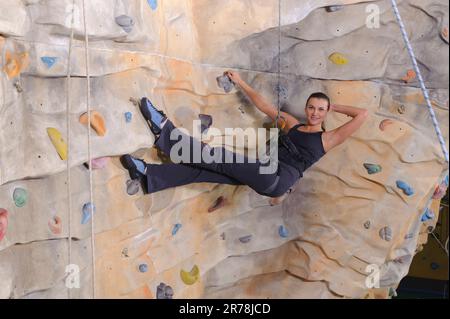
[239,235,252,244]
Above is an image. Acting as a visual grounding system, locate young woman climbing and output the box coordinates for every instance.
[120,71,368,204]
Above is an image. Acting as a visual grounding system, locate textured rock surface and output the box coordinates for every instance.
[0,0,448,298]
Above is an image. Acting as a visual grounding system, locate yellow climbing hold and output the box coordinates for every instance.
[180,265,200,285]
[79,111,107,136]
[328,52,348,65]
[47,128,68,160]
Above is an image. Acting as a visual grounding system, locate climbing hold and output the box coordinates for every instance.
[125,112,133,123]
[402,69,416,83]
[3,51,29,79]
[81,202,95,225]
[41,56,58,69]
[156,283,174,299]
[239,235,252,244]
[441,27,449,41]
[364,163,382,175]
[139,263,148,273]
[278,225,289,238]
[180,265,200,285]
[90,157,110,170]
[397,104,406,114]
[47,128,68,160]
[147,0,158,10]
[121,248,129,258]
[115,15,134,33]
[275,84,288,100]
[208,196,227,213]
[388,287,397,298]
[326,5,344,12]
[404,233,414,240]
[48,216,62,235]
[364,221,371,229]
[199,114,213,134]
[396,180,414,196]
[220,232,226,240]
[430,262,440,270]
[379,227,393,242]
[172,223,182,236]
[216,75,234,93]
[126,179,140,196]
[328,52,348,65]
[13,188,28,207]
[14,81,23,93]
[79,111,107,136]
[421,208,435,222]
[432,181,448,199]
[379,119,394,131]
[0,208,8,242]
[394,255,412,264]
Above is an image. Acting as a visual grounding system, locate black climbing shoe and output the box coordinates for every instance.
[120,155,148,194]
[140,97,167,136]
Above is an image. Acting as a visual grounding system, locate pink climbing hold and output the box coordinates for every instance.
[90,157,110,170]
[379,119,394,131]
[0,208,8,242]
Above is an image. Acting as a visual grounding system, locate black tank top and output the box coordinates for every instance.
[278,124,326,176]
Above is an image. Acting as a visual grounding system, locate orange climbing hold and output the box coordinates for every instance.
[3,51,29,79]
[48,216,63,235]
[79,111,107,136]
[402,69,416,83]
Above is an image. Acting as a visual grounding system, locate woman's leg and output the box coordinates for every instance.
[154,119,281,196]
[145,163,243,194]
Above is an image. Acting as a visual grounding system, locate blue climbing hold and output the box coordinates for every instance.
[41,57,58,69]
[430,262,440,270]
[81,202,95,225]
[147,0,157,10]
[278,225,289,238]
[396,180,414,196]
[444,175,449,187]
[172,223,182,236]
[421,208,435,222]
[125,112,133,123]
[139,263,148,273]
[363,163,382,175]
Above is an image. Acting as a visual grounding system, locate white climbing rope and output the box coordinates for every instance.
[81,0,96,299]
[65,0,76,300]
[275,0,282,130]
[390,0,449,165]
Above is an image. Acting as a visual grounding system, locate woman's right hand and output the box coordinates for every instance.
[224,70,243,86]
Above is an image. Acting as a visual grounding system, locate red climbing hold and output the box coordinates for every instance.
[402,69,416,83]
[379,119,394,131]
[48,216,63,235]
[0,208,8,242]
[208,196,227,213]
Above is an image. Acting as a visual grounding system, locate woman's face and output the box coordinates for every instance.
[305,97,329,126]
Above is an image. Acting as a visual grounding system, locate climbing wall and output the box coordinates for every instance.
[0,0,448,299]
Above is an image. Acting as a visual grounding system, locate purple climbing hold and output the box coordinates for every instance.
[115,15,134,33]
[396,180,414,196]
[239,235,252,244]
[172,223,182,236]
[81,202,95,225]
[156,282,174,299]
[147,0,158,10]
[41,57,58,68]
[217,75,234,93]
[199,114,212,134]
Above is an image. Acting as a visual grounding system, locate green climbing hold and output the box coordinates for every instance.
[13,188,27,207]
[364,163,382,175]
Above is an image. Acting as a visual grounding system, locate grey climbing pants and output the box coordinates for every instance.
[145,119,300,197]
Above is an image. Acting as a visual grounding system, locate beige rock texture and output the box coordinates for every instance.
[0,0,448,299]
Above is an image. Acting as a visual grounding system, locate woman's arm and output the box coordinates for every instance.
[325,104,369,151]
[225,71,299,133]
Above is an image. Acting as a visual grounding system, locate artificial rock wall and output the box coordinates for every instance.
[0,0,449,299]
